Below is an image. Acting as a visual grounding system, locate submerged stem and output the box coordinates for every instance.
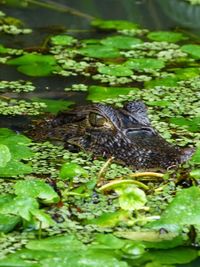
[26,0,96,20]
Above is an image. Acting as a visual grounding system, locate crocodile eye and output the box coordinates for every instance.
[89,112,107,127]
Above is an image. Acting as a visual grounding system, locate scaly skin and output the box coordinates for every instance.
[28,101,194,169]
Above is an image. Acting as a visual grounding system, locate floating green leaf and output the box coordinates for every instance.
[181,44,200,59]
[190,169,200,179]
[91,19,138,30]
[169,117,200,132]
[79,45,120,58]
[147,100,172,107]
[14,180,60,204]
[0,196,39,221]
[190,147,200,164]
[145,76,179,88]
[7,53,57,77]
[17,63,57,77]
[98,65,133,77]
[33,98,74,114]
[115,185,147,211]
[93,233,125,250]
[87,86,138,101]
[50,35,77,46]
[148,187,200,230]
[0,195,54,228]
[125,58,165,71]
[0,214,20,233]
[0,128,33,177]
[26,235,84,251]
[86,210,130,227]
[145,247,198,265]
[174,67,200,79]
[147,31,187,42]
[30,209,54,229]
[0,144,11,167]
[7,53,56,65]
[101,35,142,49]
[59,162,88,180]
[0,159,32,177]
[0,128,33,160]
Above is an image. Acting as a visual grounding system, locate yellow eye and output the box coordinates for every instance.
[89,112,107,127]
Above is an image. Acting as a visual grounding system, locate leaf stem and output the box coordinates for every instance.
[97,156,114,186]
[128,172,164,179]
[38,221,42,240]
[99,179,149,192]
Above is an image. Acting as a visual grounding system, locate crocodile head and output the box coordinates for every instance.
[30,101,194,170]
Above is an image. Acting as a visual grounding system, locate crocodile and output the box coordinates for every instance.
[29,101,194,170]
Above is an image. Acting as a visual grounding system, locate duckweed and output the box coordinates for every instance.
[0,80,35,93]
[0,99,46,115]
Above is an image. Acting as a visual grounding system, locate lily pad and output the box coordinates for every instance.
[101,35,142,49]
[86,210,130,227]
[33,98,74,114]
[87,86,138,101]
[0,144,11,167]
[148,187,200,230]
[26,235,84,251]
[14,180,60,204]
[138,248,198,266]
[190,147,200,164]
[147,31,187,42]
[17,63,57,77]
[0,160,32,177]
[91,19,138,30]
[148,100,172,107]
[7,53,56,65]
[93,233,125,250]
[0,129,33,177]
[115,185,147,211]
[50,35,77,46]
[169,117,200,132]
[125,58,165,71]
[174,67,200,79]
[98,65,133,77]
[0,196,39,221]
[181,44,200,59]
[145,76,179,88]
[79,45,120,58]
[7,53,57,77]
[0,129,33,160]
[0,214,20,233]
[59,163,88,180]
[190,169,200,180]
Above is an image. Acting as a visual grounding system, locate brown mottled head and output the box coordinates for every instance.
[28,101,194,170]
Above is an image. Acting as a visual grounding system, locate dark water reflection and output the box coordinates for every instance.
[1,1,200,266]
